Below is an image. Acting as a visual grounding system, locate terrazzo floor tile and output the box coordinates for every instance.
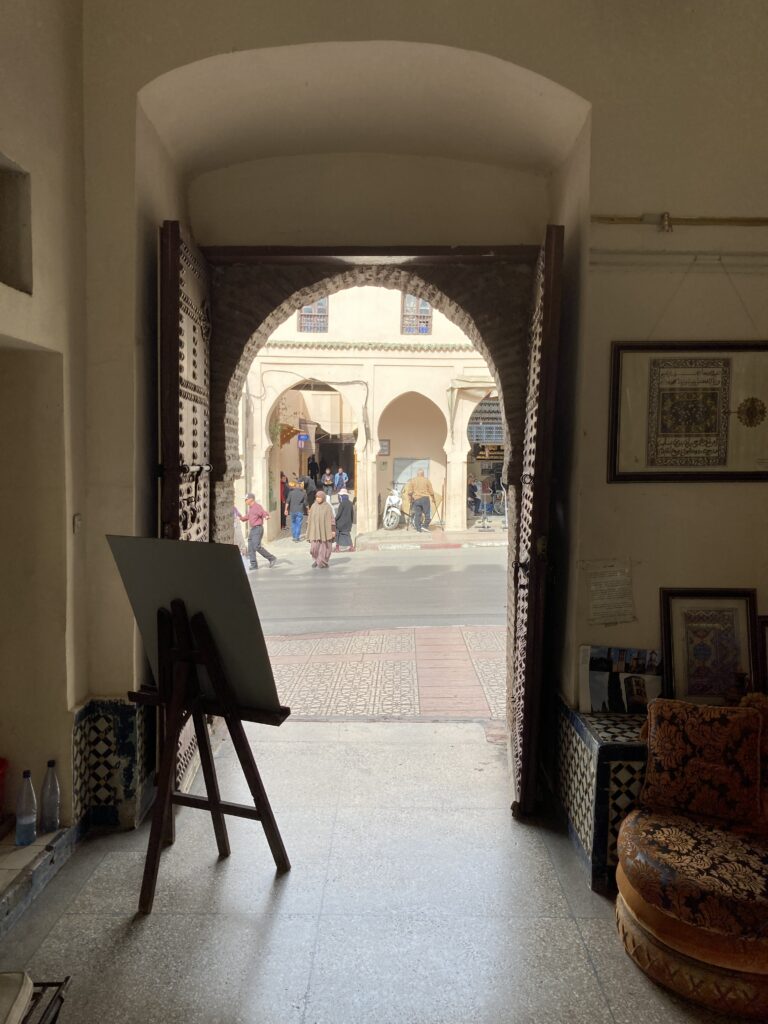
[338,737,510,809]
[322,806,570,918]
[0,723,703,1023]
[305,915,615,1024]
[535,818,616,922]
[65,814,332,918]
[577,918,736,1024]
[30,911,316,1024]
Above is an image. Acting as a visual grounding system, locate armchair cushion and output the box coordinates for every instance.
[618,807,768,943]
[640,698,762,827]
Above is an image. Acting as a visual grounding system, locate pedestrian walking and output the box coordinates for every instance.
[284,479,308,542]
[297,471,317,506]
[334,488,354,550]
[321,468,334,496]
[237,494,278,570]
[333,466,349,492]
[307,455,319,485]
[406,468,435,532]
[307,490,336,568]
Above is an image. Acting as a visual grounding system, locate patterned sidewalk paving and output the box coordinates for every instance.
[265,625,506,720]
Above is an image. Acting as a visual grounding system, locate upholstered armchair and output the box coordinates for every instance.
[615,696,768,1018]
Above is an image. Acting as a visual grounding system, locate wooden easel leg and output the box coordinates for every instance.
[158,711,177,848]
[139,681,187,914]
[156,607,176,847]
[192,709,231,858]
[226,715,291,874]
[189,611,291,874]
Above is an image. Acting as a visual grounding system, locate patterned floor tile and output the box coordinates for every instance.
[470,654,506,720]
[376,660,419,716]
[268,627,501,720]
[461,627,505,652]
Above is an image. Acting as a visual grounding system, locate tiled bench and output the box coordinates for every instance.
[556,702,647,892]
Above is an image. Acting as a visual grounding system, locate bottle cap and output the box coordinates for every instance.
[47,759,56,767]
[22,770,31,778]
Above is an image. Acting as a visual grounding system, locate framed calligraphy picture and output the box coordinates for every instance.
[608,342,768,481]
[758,615,768,691]
[660,588,760,703]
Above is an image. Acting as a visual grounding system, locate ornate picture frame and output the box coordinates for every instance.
[758,615,768,691]
[660,588,760,703]
[608,342,768,481]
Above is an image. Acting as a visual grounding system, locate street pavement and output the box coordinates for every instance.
[245,540,507,635]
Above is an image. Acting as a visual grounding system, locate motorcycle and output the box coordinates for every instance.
[382,483,405,529]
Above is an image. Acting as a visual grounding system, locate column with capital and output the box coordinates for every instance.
[443,447,470,531]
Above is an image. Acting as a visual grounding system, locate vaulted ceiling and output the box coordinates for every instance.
[138,41,590,179]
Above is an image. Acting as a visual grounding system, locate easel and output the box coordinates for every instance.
[129,598,291,914]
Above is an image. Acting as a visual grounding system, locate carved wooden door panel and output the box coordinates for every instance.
[159,221,212,543]
[510,225,564,817]
[159,221,212,785]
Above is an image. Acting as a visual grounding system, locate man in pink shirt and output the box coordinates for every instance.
[237,493,278,571]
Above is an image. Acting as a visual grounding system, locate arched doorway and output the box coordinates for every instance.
[159,233,562,813]
[237,376,360,542]
[376,391,448,525]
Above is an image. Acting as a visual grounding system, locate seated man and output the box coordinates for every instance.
[406,469,435,533]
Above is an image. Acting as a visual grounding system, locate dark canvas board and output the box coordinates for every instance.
[107,535,280,713]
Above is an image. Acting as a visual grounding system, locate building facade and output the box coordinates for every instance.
[236,286,498,536]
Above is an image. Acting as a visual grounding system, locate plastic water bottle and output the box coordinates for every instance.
[40,760,61,833]
[15,770,37,846]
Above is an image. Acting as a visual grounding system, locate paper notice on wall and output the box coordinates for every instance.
[584,559,636,626]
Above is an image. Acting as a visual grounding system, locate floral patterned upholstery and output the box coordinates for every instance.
[640,699,762,827]
[742,692,768,833]
[618,807,768,940]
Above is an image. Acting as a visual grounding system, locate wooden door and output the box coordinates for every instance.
[510,225,564,817]
[159,221,212,543]
[158,221,213,785]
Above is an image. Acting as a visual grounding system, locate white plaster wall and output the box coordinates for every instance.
[84,106,189,699]
[268,285,471,345]
[0,352,72,817]
[0,0,86,815]
[190,154,548,246]
[560,229,768,705]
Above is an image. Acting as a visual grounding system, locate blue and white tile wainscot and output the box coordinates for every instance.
[72,699,157,831]
[556,701,647,892]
